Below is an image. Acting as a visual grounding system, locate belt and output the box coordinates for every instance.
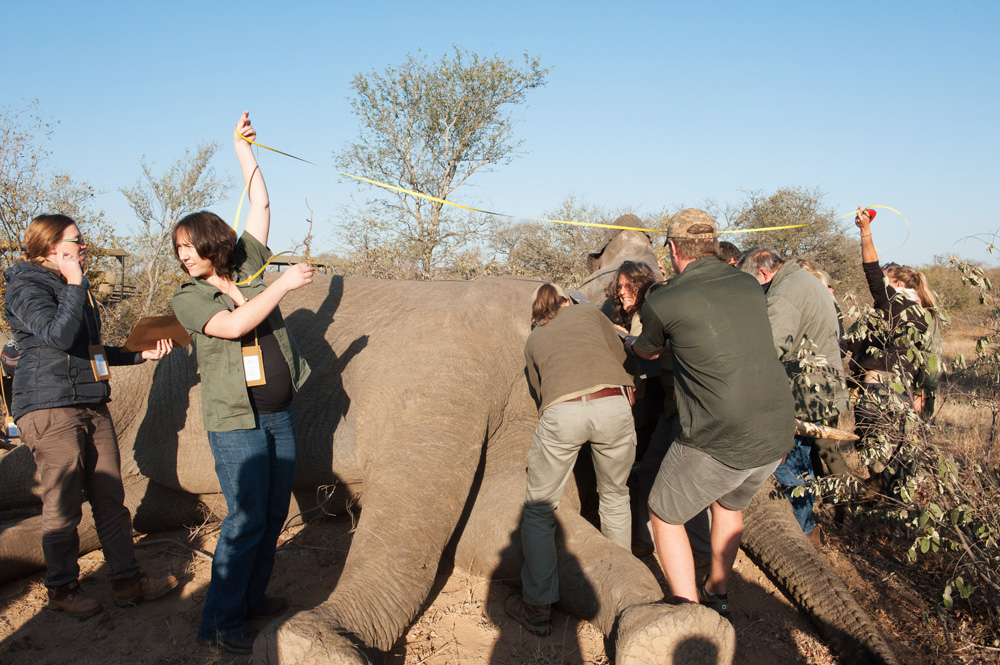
[566,386,626,402]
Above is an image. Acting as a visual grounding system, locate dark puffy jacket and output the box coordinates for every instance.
[851,261,929,380]
[3,261,143,420]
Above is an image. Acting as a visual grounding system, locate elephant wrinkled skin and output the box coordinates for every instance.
[0,228,894,665]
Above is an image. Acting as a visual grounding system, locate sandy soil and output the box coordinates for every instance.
[0,512,861,665]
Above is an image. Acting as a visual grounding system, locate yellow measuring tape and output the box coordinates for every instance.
[231,133,867,240]
[837,205,911,243]
[235,250,296,286]
[534,217,811,234]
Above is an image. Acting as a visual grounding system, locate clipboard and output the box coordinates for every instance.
[122,316,192,352]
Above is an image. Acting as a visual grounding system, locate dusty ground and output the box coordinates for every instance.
[0,512,856,665]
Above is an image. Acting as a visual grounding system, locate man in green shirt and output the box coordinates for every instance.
[626,209,794,620]
[739,248,848,545]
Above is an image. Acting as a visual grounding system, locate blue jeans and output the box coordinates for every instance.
[773,435,816,534]
[199,409,297,641]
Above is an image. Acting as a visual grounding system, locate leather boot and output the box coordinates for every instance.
[47,580,102,619]
[504,593,552,637]
[112,570,180,607]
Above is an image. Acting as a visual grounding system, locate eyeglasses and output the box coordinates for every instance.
[61,236,86,245]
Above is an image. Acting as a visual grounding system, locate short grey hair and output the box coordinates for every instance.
[738,247,786,275]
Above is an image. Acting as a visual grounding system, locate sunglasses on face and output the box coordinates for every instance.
[61,236,85,245]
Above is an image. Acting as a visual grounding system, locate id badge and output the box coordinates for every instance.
[242,345,267,387]
[88,344,111,381]
[4,417,17,439]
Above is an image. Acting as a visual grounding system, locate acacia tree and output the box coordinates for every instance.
[337,47,548,278]
[0,101,104,268]
[725,187,855,279]
[490,195,610,284]
[120,143,228,315]
[0,101,109,322]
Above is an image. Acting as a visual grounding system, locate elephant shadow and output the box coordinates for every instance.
[373,503,600,664]
[283,275,368,521]
[130,344,200,530]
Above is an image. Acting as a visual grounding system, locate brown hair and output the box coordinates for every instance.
[532,283,568,327]
[671,225,719,261]
[605,260,658,325]
[172,211,238,278]
[795,258,823,281]
[20,214,78,263]
[886,265,939,311]
[717,241,742,265]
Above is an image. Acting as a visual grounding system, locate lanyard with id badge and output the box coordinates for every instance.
[242,327,267,387]
[1,375,15,440]
[85,292,111,381]
[231,284,267,388]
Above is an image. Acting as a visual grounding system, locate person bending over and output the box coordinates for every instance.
[739,247,848,546]
[506,283,636,637]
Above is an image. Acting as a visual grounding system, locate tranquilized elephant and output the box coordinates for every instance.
[0,225,895,665]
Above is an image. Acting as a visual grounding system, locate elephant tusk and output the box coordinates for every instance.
[795,419,859,441]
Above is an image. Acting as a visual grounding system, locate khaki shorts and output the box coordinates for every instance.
[648,442,780,525]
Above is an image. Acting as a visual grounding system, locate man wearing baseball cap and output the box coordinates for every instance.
[624,209,794,621]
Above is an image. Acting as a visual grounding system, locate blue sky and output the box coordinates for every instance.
[3,1,998,266]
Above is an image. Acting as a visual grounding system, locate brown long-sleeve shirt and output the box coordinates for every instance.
[524,304,633,413]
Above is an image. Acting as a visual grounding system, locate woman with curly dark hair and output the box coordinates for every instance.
[171,112,315,654]
[605,260,659,333]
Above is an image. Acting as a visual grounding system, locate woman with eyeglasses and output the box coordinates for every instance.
[852,207,942,491]
[3,214,177,619]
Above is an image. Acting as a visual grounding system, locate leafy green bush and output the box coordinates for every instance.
[824,259,1000,654]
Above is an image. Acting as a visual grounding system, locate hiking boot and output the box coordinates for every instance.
[504,593,552,637]
[806,525,826,548]
[698,585,732,623]
[631,539,654,557]
[200,629,260,655]
[249,596,287,620]
[46,580,102,620]
[112,570,180,607]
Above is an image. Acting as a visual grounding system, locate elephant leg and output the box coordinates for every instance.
[258,426,485,664]
[555,509,735,665]
[741,477,898,665]
[0,476,205,584]
[454,431,735,665]
[0,444,43,509]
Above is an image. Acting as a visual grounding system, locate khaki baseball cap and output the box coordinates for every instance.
[666,208,717,241]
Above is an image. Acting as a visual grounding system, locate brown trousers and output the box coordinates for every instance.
[18,404,140,588]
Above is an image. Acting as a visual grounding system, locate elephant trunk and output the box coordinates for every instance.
[741,478,898,665]
[453,432,736,665]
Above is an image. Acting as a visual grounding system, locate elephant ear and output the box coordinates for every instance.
[586,247,606,274]
[586,215,650,273]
